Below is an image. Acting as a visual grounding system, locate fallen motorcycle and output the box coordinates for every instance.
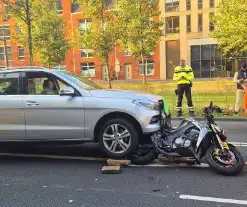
[131,101,244,176]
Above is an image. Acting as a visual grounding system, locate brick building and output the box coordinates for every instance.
[0,0,244,80]
[0,0,161,81]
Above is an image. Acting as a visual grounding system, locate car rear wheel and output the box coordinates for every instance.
[98,118,139,158]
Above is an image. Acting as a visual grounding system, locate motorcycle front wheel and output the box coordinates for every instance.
[206,145,244,176]
[130,146,158,165]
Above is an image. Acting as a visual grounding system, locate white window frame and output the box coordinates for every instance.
[81,62,95,77]
[138,60,155,76]
[56,0,63,15]
[78,19,92,35]
[0,48,5,61]
[80,49,93,58]
[0,47,12,61]
[0,25,10,40]
[18,47,25,61]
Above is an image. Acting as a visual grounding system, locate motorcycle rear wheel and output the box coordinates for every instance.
[206,145,244,176]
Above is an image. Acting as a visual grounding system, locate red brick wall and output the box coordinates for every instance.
[0,0,161,80]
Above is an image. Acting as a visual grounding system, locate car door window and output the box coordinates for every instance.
[0,73,21,95]
[25,72,60,95]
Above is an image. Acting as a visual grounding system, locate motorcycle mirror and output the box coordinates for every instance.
[209,101,213,108]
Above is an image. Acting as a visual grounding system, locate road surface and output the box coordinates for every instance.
[0,120,246,207]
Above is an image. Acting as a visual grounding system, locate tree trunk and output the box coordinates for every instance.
[105,56,112,89]
[26,0,33,66]
[141,55,146,84]
[234,57,239,73]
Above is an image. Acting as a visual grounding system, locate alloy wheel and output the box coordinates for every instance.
[103,124,131,154]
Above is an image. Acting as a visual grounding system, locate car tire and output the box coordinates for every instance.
[98,118,139,158]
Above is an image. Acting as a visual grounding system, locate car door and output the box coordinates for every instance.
[0,72,26,141]
[23,71,85,140]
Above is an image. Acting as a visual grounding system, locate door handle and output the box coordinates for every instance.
[26,101,39,106]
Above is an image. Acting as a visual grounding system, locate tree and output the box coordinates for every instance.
[1,0,34,65]
[31,0,70,68]
[117,0,164,84]
[78,0,121,89]
[1,0,69,67]
[210,0,247,71]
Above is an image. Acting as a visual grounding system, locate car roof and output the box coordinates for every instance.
[0,66,56,74]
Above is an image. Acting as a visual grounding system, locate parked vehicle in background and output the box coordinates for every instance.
[0,67,169,158]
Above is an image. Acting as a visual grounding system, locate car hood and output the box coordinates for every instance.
[89,89,163,101]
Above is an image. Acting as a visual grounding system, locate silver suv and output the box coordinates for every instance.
[0,67,165,158]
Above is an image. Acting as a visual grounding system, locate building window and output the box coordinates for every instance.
[56,0,63,15]
[16,25,22,33]
[209,13,214,32]
[81,62,95,77]
[78,19,92,35]
[0,47,12,61]
[124,49,131,56]
[210,0,214,8]
[198,0,202,9]
[198,14,203,32]
[138,60,154,76]
[165,0,179,12]
[0,48,4,61]
[18,47,25,61]
[0,25,10,40]
[186,15,191,33]
[4,4,11,20]
[166,16,179,34]
[190,44,235,78]
[71,0,80,13]
[80,49,93,58]
[186,0,191,11]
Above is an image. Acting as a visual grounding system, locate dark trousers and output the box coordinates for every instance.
[176,84,194,111]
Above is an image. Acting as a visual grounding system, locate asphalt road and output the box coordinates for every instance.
[0,158,246,207]
[0,120,246,207]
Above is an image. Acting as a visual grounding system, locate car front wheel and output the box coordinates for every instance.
[98,118,139,158]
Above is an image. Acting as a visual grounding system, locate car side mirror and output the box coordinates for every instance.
[59,86,75,96]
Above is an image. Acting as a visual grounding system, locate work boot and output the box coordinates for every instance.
[177,111,183,117]
[189,110,195,117]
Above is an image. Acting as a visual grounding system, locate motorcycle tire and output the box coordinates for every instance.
[206,145,244,176]
[130,148,158,165]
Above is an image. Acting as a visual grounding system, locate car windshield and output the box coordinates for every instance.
[55,71,97,89]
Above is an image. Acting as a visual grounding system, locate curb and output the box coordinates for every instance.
[172,117,247,122]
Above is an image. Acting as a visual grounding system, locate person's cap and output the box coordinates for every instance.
[241,63,247,68]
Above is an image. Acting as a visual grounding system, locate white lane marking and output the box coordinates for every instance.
[180,195,247,205]
[0,153,107,162]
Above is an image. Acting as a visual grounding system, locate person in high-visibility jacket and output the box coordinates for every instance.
[173,59,195,117]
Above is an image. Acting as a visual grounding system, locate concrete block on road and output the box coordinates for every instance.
[101,165,121,174]
[107,159,131,166]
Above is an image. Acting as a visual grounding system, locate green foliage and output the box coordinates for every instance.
[116,0,164,83]
[1,0,70,67]
[210,0,247,57]
[78,0,121,88]
[31,0,70,68]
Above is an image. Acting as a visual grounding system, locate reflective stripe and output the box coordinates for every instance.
[174,70,193,73]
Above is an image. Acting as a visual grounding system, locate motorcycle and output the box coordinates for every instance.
[131,101,245,176]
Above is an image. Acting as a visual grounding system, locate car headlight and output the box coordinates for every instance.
[133,100,160,111]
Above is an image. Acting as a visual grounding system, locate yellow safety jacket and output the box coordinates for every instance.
[173,65,194,85]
